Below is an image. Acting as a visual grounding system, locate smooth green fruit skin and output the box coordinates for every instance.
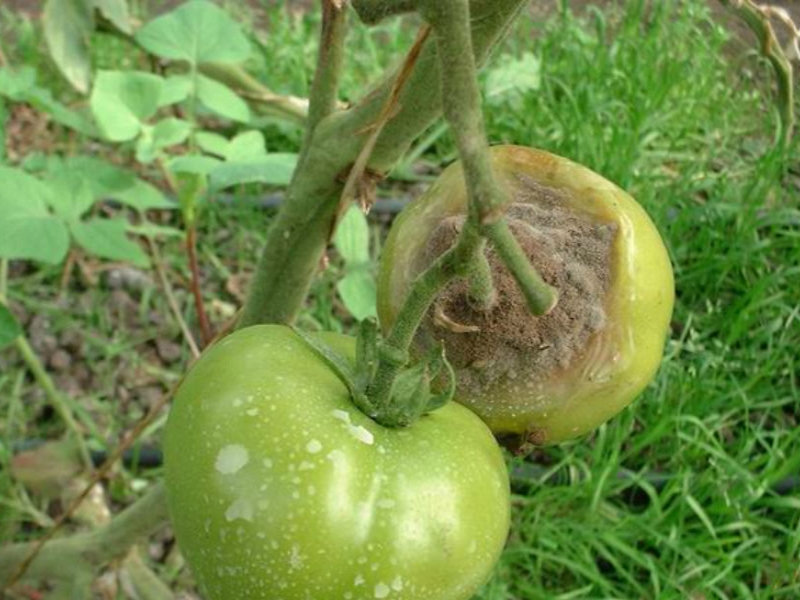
[378,146,675,443]
[164,325,510,600]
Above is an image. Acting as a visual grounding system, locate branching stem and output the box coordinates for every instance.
[304,0,348,146]
[365,0,557,415]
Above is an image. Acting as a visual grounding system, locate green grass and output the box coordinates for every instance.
[468,2,800,599]
[1,0,798,598]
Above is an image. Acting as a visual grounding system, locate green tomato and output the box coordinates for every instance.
[378,146,674,445]
[164,325,510,600]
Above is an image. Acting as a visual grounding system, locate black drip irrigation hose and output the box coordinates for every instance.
[211,192,412,215]
[9,439,799,499]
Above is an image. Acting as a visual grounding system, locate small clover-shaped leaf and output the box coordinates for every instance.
[135,0,250,66]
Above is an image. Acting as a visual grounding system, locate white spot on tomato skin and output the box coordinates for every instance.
[306,439,323,453]
[215,444,249,474]
[374,582,390,598]
[391,576,403,591]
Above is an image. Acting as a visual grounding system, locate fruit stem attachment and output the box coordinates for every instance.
[364,0,558,418]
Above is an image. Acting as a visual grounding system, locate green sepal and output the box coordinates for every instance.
[423,344,456,413]
[354,318,379,393]
[384,343,456,427]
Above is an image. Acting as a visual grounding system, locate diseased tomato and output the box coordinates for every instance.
[378,146,674,445]
[164,325,510,600]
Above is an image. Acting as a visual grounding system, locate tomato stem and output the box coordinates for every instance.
[466,240,497,310]
[237,0,528,328]
[364,0,557,423]
[301,0,348,158]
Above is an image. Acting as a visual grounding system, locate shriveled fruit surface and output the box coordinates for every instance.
[378,146,674,444]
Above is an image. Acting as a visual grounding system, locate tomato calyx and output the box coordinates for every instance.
[292,319,456,427]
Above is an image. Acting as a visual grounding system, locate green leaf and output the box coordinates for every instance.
[334,204,370,265]
[0,304,22,349]
[152,117,192,149]
[45,172,96,221]
[135,118,191,162]
[169,154,222,176]
[43,0,93,93]
[225,130,266,161]
[208,154,297,190]
[195,130,230,157]
[90,70,164,141]
[46,156,136,198]
[134,0,250,65]
[336,268,377,321]
[0,66,37,100]
[128,222,184,239]
[24,87,96,135]
[485,52,541,102]
[111,179,175,211]
[196,74,250,123]
[0,167,70,264]
[93,0,131,34]
[159,75,192,106]
[69,217,149,266]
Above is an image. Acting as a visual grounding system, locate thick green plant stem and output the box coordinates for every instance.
[0,483,169,590]
[352,0,417,24]
[483,220,558,315]
[366,226,484,410]
[238,0,528,328]
[467,240,496,309]
[304,0,348,142]
[719,0,795,149]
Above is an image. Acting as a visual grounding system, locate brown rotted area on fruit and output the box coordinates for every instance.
[416,176,617,396]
